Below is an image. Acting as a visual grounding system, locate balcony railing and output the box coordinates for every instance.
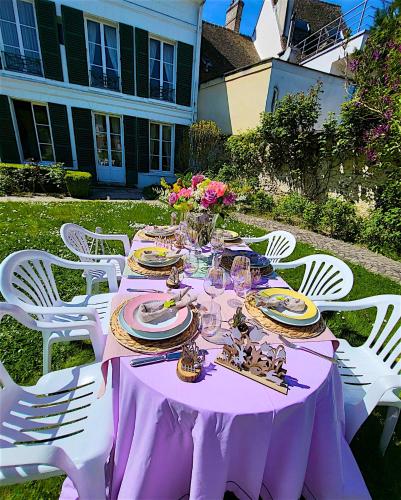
[1,51,42,76]
[149,85,175,103]
[293,0,373,63]
[90,67,120,92]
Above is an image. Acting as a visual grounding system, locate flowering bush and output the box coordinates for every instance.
[160,174,237,215]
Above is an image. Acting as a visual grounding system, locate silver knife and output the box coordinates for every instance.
[130,352,182,367]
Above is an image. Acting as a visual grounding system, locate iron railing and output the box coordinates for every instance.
[293,0,373,63]
[90,67,120,91]
[1,51,42,76]
[149,85,175,103]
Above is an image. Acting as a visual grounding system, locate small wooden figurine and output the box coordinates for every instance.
[177,341,205,383]
[166,266,181,289]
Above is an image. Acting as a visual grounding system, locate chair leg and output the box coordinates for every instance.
[73,458,107,500]
[86,276,93,296]
[42,331,52,375]
[379,406,400,455]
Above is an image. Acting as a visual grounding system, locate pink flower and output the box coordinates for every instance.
[191,174,205,189]
[207,181,227,197]
[223,192,236,205]
[178,187,192,198]
[168,192,179,205]
[201,189,218,208]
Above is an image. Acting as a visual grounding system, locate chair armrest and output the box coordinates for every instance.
[21,304,100,323]
[316,297,382,313]
[92,233,131,256]
[362,375,401,415]
[273,259,302,270]
[37,319,105,360]
[242,235,269,244]
[76,253,126,274]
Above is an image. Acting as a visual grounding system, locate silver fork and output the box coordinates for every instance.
[278,335,337,363]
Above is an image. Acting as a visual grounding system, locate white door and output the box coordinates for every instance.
[94,113,126,184]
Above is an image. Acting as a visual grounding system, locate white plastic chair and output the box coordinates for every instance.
[274,254,354,301]
[318,295,401,454]
[0,302,113,499]
[60,223,130,295]
[0,249,118,374]
[242,230,296,263]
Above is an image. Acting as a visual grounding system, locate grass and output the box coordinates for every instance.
[0,201,400,499]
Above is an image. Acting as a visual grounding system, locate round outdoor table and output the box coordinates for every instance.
[108,341,368,500]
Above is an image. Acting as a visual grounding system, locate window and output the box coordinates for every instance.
[149,38,175,102]
[0,0,42,75]
[150,122,173,172]
[94,113,122,167]
[271,86,279,112]
[32,104,54,161]
[86,19,119,91]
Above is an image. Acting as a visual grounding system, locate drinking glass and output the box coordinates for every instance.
[182,250,199,280]
[204,266,226,305]
[210,230,225,256]
[201,302,222,338]
[231,256,252,298]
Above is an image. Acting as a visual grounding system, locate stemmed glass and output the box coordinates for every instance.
[231,256,252,298]
[210,230,225,257]
[182,250,199,282]
[203,266,226,307]
[201,302,222,338]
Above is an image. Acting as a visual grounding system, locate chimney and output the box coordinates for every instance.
[225,0,244,32]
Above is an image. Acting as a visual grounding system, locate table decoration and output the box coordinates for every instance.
[215,324,288,394]
[176,341,206,383]
[166,266,181,289]
[245,293,326,338]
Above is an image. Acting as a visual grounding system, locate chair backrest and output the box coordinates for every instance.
[265,231,296,263]
[297,254,353,301]
[60,223,104,261]
[363,295,401,373]
[0,250,61,317]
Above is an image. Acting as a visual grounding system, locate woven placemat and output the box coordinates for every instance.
[110,301,200,354]
[127,254,184,277]
[244,293,326,339]
[136,228,176,242]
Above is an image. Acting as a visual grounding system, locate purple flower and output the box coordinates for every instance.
[201,189,218,208]
[372,49,381,60]
[168,192,179,205]
[348,58,359,72]
[372,123,390,138]
[366,149,378,162]
[388,40,396,49]
[222,192,237,206]
[384,109,393,120]
[191,174,205,189]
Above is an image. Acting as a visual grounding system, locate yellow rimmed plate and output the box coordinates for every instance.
[256,288,320,326]
[219,229,239,242]
[133,247,180,268]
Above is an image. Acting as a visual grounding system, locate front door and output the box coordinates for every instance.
[94,113,125,184]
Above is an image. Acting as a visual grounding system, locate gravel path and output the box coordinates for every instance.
[234,213,401,283]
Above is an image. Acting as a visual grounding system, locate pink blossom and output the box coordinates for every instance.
[201,189,218,208]
[191,174,205,188]
[177,187,193,198]
[207,181,227,197]
[223,192,237,205]
[168,192,179,205]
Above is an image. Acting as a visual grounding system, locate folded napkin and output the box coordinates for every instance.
[137,288,197,324]
[140,250,179,263]
[256,295,306,313]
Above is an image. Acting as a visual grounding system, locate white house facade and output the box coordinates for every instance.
[0,0,204,187]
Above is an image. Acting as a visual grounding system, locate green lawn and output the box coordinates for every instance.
[0,201,400,499]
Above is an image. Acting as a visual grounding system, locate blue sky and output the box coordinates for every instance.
[203,0,387,37]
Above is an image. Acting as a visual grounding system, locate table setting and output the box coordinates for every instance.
[61,174,370,500]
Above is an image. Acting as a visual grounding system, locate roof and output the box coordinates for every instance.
[293,0,342,34]
[200,21,261,83]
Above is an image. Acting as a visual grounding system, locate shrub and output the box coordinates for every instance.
[65,171,92,198]
[226,129,263,179]
[361,207,401,257]
[142,184,160,200]
[273,193,309,222]
[250,191,275,213]
[188,120,226,173]
[319,198,361,242]
[302,200,322,230]
[0,163,67,194]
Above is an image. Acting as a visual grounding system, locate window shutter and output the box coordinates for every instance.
[137,118,149,172]
[174,124,189,173]
[124,115,137,186]
[120,24,135,95]
[61,6,89,86]
[135,28,149,98]
[71,107,95,174]
[0,96,20,163]
[48,103,72,166]
[176,42,193,107]
[34,0,63,81]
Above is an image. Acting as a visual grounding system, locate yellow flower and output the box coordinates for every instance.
[173,183,181,193]
[160,177,169,189]
[197,179,211,192]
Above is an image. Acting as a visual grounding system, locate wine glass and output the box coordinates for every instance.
[182,250,199,281]
[201,302,222,338]
[203,266,226,307]
[231,256,252,298]
[210,230,225,256]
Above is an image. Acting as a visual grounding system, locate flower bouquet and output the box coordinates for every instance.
[160,174,237,246]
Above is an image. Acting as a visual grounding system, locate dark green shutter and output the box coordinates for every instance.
[34,0,63,81]
[62,6,88,86]
[176,42,193,107]
[120,24,135,95]
[135,28,148,98]
[72,108,95,174]
[174,124,189,173]
[124,115,137,185]
[0,96,20,163]
[48,103,72,166]
[137,118,149,172]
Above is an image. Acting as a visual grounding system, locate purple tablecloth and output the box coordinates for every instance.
[60,238,370,500]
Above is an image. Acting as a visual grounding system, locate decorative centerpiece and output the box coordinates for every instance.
[177,340,206,383]
[215,318,288,394]
[160,175,237,247]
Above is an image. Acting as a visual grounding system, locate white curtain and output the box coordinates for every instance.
[17,0,35,26]
[87,22,98,65]
[163,62,173,85]
[104,26,117,71]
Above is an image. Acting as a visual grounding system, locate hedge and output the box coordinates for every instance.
[0,163,92,198]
